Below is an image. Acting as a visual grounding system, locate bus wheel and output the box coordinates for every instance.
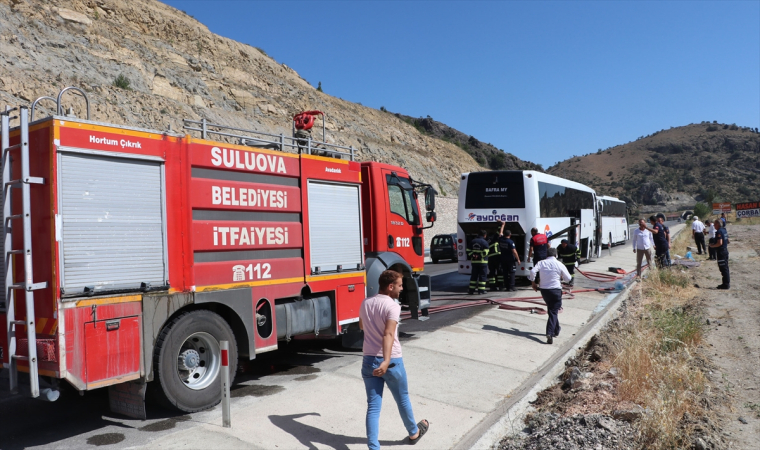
[153,310,238,412]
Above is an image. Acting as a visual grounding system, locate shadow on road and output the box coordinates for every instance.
[481,324,547,344]
[269,412,407,449]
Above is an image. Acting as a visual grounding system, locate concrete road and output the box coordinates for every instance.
[0,226,683,450]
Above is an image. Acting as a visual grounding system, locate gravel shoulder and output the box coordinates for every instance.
[498,223,760,450]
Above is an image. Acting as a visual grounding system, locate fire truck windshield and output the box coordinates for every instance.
[386,175,420,225]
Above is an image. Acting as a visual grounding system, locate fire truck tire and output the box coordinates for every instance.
[152,310,238,412]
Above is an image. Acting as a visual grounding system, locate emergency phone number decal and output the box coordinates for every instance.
[193,257,305,286]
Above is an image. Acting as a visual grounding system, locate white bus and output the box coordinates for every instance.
[598,195,628,248]
[456,170,600,278]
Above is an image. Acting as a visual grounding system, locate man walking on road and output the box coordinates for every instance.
[467,230,490,295]
[691,215,706,255]
[709,220,730,290]
[558,239,580,286]
[632,219,654,278]
[529,247,572,344]
[359,270,429,449]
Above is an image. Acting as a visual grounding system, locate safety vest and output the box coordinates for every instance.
[467,238,490,264]
[488,235,501,258]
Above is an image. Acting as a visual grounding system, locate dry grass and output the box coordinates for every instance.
[610,229,708,449]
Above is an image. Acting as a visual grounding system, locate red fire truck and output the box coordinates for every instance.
[0,87,436,417]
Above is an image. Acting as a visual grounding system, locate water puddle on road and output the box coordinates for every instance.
[138,415,192,432]
[294,374,318,381]
[231,384,286,398]
[86,433,125,446]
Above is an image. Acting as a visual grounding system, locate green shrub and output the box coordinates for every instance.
[112,74,131,90]
[693,202,710,219]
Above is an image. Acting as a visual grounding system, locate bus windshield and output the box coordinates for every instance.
[464,172,525,209]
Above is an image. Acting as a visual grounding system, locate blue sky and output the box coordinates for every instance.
[162,0,760,169]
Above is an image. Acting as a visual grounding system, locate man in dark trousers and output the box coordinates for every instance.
[486,228,502,291]
[647,215,667,268]
[467,230,490,295]
[496,219,521,292]
[529,247,571,344]
[528,227,548,265]
[557,239,580,286]
[691,215,706,255]
[709,219,730,289]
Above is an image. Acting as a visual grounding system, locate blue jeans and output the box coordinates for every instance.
[361,356,418,450]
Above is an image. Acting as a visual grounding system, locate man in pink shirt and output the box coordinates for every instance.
[359,270,429,449]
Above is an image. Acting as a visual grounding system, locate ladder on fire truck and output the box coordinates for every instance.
[1,106,47,398]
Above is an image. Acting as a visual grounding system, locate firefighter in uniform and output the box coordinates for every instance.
[558,239,581,286]
[497,220,521,291]
[487,229,502,291]
[467,230,490,295]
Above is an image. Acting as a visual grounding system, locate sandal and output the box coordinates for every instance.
[409,419,429,444]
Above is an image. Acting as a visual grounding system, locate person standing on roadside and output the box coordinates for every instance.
[486,228,502,291]
[467,230,490,295]
[529,247,571,344]
[632,219,654,277]
[359,270,429,448]
[691,215,706,255]
[658,216,672,267]
[720,212,727,228]
[647,215,667,268]
[528,227,548,265]
[706,219,717,260]
[708,220,730,289]
[557,239,580,286]
[496,219,520,292]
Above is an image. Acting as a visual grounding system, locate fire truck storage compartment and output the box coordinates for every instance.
[275,295,333,339]
[85,316,141,385]
[57,150,168,297]
[307,181,363,274]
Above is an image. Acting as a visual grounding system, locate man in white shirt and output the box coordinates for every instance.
[632,219,654,277]
[691,216,706,255]
[529,247,571,344]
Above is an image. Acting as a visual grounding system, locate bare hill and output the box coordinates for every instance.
[0,0,486,195]
[393,113,543,173]
[547,123,760,210]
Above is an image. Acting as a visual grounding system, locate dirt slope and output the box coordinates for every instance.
[0,0,484,195]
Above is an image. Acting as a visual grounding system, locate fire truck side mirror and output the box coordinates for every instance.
[424,187,436,212]
[426,211,437,223]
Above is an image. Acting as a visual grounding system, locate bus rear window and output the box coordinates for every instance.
[464,172,525,209]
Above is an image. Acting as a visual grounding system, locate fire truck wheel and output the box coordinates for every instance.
[153,310,238,412]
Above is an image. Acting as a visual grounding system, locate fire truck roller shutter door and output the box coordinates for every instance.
[307,182,363,274]
[58,152,167,296]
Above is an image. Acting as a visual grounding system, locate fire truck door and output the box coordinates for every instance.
[383,171,422,260]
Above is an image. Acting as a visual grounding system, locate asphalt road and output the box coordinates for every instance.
[0,235,668,449]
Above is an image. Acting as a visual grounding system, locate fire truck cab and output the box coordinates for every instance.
[0,88,435,416]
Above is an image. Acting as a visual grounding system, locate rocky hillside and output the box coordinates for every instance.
[548,123,760,210]
[0,0,486,195]
[393,113,543,174]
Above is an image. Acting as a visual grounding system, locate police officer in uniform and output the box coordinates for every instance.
[709,219,730,289]
[557,239,580,286]
[496,220,521,291]
[467,230,490,295]
[528,227,548,264]
[487,229,502,291]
